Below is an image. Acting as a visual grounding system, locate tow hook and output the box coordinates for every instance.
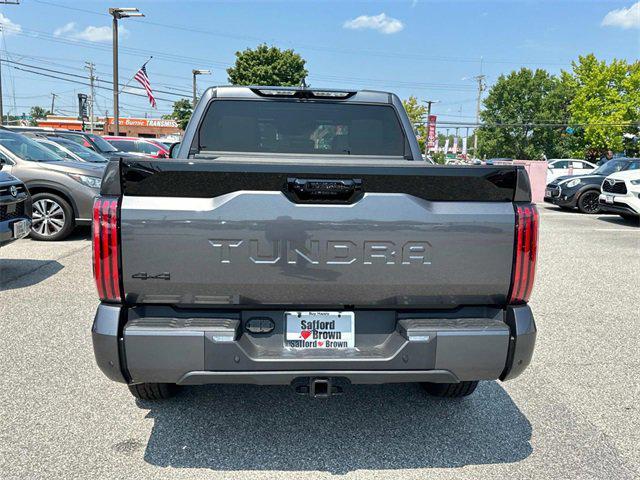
[293,377,344,398]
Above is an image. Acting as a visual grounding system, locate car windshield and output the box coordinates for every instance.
[0,131,64,162]
[87,133,118,152]
[63,132,118,153]
[54,138,107,163]
[593,160,629,176]
[37,141,75,161]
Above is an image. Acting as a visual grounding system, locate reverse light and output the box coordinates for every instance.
[92,196,122,302]
[508,204,539,305]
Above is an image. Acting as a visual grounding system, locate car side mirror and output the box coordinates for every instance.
[169,142,180,159]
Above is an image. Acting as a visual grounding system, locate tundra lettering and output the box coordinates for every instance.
[208,239,433,266]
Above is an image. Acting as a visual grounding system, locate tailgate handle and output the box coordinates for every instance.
[286,178,363,204]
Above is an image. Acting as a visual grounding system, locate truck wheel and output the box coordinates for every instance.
[30,193,75,241]
[577,190,601,214]
[127,383,178,400]
[422,381,478,398]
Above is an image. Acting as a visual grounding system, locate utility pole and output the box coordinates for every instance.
[0,1,21,125]
[421,99,439,157]
[109,7,144,135]
[0,49,3,126]
[473,58,486,158]
[85,62,96,133]
[50,93,57,114]
[473,75,486,157]
[192,69,211,108]
[0,26,4,125]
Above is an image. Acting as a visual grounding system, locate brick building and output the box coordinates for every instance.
[37,115,181,139]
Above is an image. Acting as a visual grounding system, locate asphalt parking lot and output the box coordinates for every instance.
[0,204,638,480]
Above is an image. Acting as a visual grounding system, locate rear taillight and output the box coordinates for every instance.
[92,196,122,302]
[508,204,539,304]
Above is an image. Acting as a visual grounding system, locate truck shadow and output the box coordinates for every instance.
[138,381,532,474]
[0,259,63,291]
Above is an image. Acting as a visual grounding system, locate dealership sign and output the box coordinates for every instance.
[105,117,179,128]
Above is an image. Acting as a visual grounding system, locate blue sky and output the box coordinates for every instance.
[0,0,638,128]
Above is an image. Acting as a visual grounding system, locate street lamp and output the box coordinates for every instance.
[192,70,211,108]
[109,7,144,136]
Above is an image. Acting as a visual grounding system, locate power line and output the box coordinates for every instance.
[4,64,176,104]
[0,57,185,99]
[31,0,574,68]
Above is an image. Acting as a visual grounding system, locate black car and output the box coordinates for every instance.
[544,158,640,214]
[0,165,31,247]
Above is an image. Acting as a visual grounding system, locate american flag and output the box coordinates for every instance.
[134,64,156,108]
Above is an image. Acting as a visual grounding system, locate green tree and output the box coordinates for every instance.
[227,44,308,86]
[477,68,573,159]
[164,98,193,131]
[567,54,640,157]
[29,106,51,126]
[402,96,427,150]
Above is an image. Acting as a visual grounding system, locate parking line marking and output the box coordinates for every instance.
[593,228,639,232]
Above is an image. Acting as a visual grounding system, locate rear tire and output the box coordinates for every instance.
[422,381,479,398]
[127,383,178,400]
[577,190,601,214]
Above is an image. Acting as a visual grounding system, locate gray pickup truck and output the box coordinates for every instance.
[92,86,539,400]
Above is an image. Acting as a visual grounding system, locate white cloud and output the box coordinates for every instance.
[343,13,404,34]
[53,23,129,43]
[0,13,22,36]
[601,1,640,29]
[53,22,76,37]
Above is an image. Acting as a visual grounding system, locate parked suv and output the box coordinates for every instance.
[599,168,640,221]
[0,165,31,246]
[0,129,104,241]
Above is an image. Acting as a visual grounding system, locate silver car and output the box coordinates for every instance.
[0,129,105,241]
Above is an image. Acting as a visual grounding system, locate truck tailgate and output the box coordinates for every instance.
[116,158,526,308]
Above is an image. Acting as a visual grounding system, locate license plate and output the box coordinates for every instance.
[285,311,355,349]
[12,219,29,239]
[606,195,614,204]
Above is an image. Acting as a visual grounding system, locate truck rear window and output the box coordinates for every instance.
[197,100,406,157]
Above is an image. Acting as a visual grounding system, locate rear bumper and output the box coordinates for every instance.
[92,304,537,386]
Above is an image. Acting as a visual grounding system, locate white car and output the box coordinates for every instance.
[547,159,597,183]
[599,168,640,220]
